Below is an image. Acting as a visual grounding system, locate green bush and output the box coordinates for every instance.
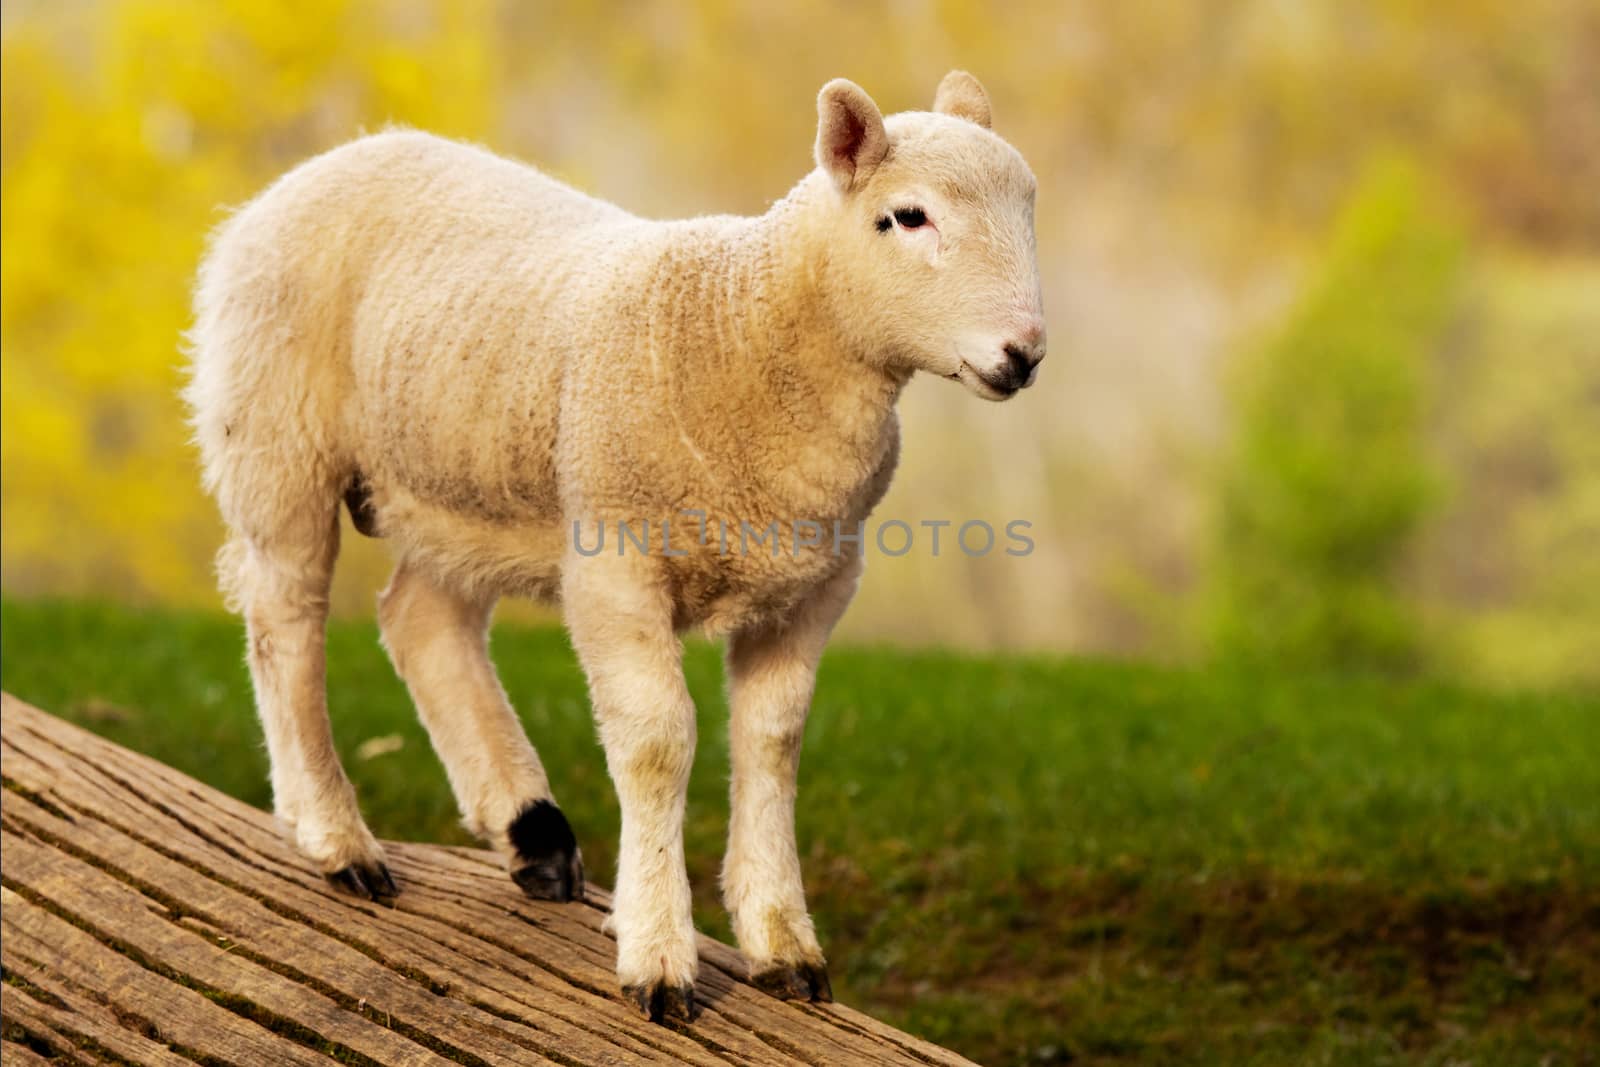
[1210,160,1464,670]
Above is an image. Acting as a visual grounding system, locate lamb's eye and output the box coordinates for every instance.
[893,208,927,229]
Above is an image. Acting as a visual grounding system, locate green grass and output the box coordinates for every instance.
[3,596,1597,1065]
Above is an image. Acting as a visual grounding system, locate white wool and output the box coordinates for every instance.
[185,71,1044,1017]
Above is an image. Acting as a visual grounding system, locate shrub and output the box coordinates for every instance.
[1209,159,1464,671]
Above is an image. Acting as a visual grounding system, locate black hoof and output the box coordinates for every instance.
[325,860,399,905]
[622,981,697,1024]
[752,960,832,1003]
[507,799,585,902]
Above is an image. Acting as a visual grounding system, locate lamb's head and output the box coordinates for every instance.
[812,72,1045,401]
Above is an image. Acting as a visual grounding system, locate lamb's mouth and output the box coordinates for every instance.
[952,361,1021,401]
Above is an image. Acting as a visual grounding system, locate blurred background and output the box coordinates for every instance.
[3,0,1598,681]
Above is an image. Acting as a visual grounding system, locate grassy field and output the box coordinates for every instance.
[2,596,1596,1065]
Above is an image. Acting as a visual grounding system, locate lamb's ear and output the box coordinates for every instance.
[933,70,992,129]
[816,79,889,192]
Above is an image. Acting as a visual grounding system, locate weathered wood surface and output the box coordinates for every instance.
[0,693,976,1066]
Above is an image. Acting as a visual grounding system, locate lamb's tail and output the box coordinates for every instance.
[183,202,349,563]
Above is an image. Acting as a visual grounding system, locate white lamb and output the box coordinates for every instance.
[185,71,1044,1022]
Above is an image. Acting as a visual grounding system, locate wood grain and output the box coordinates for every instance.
[0,693,977,1066]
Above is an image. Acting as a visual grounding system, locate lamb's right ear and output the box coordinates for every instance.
[933,70,992,129]
[815,79,888,192]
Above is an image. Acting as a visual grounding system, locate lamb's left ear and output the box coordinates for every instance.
[816,79,889,192]
[933,70,992,129]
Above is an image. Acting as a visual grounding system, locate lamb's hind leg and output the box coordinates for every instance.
[378,562,583,901]
[227,513,395,901]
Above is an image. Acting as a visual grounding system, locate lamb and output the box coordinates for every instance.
[184,70,1045,1023]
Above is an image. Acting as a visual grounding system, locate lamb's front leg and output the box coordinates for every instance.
[563,556,699,1024]
[723,558,861,1002]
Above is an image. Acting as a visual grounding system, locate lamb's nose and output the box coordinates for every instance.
[1003,343,1042,387]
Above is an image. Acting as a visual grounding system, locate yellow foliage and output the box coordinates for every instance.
[2,0,499,608]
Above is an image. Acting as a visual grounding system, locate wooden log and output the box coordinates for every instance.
[0,693,977,1066]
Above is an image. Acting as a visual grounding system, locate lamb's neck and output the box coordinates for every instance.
[651,190,904,516]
